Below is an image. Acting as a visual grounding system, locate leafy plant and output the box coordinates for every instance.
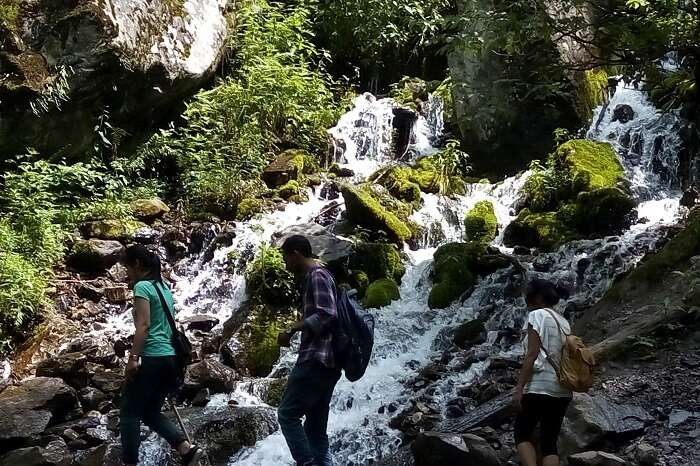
[431,139,471,194]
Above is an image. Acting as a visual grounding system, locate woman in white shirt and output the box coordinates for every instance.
[514,279,573,466]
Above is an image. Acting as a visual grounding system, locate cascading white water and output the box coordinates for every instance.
[99,80,686,465]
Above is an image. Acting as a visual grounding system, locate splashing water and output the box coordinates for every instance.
[100,82,686,465]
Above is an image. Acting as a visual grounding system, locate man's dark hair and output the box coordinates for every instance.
[281,235,313,258]
[525,278,568,307]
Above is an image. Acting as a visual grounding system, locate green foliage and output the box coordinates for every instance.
[464,200,497,244]
[363,278,400,309]
[0,0,21,30]
[139,0,341,217]
[429,140,471,195]
[576,69,609,121]
[245,245,298,307]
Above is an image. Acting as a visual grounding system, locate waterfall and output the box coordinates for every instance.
[94,82,685,465]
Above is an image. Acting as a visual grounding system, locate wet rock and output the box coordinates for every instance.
[612,104,635,124]
[36,352,90,389]
[130,199,170,222]
[77,387,108,413]
[320,182,341,201]
[184,358,238,395]
[668,409,697,427]
[453,319,486,350]
[411,432,501,466]
[330,164,356,178]
[72,442,122,466]
[68,240,125,274]
[568,451,626,466]
[166,406,278,464]
[80,220,143,242]
[560,394,654,456]
[513,246,530,255]
[634,442,659,466]
[106,264,128,283]
[441,391,513,433]
[76,283,104,303]
[132,227,160,245]
[261,377,288,407]
[191,389,211,408]
[189,223,216,255]
[90,368,123,393]
[0,437,71,466]
[533,254,556,272]
[182,315,220,332]
[262,149,307,188]
[165,240,188,261]
[0,377,83,449]
[103,286,129,304]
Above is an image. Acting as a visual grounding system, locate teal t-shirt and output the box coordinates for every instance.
[133,281,176,357]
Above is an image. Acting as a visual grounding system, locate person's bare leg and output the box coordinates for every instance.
[542,455,560,466]
[517,441,539,466]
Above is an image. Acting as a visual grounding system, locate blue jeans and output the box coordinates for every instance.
[278,360,341,466]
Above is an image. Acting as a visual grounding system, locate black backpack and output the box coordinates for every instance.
[333,288,375,382]
[151,281,193,382]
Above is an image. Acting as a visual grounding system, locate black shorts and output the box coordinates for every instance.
[514,393,571,457]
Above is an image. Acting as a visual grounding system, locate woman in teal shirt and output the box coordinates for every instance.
[120,245,204,465]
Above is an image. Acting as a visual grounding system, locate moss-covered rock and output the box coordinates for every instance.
[379,166,422,205]
[464,200,497,244]
[575,69,609,121]
[81,219,144,241]
[363,278,400,309]
[428,242,483,309]
[573,187,636,236]
[350,271,370,298]
[341,184,412,243]
[502,209,577,250]
[277,180,301,200]
[262,377,288,406]
[236,198,264,221]
[351,242,406,284]
[245,247,298,307]
[262,149,309,188]
[550,139,625,192]
[390,77,430,111]
[235,308,293,377]
[409,156,466,196]
[130,198,170,221]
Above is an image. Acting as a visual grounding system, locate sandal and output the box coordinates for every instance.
[182,445,205,466]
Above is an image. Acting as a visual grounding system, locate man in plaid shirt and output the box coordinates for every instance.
[277,235,341,466]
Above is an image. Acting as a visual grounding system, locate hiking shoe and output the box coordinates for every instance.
[182,445,204,466]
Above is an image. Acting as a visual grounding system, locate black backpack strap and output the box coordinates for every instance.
[150,280,178,334]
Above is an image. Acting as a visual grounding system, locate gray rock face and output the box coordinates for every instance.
[273,223,354,268]
[0,0,230,159]
[0,377,82,450]
[568,451,626,466]
[0,438,71,466]
[166,405,278,464]
[67,239,125,274]
[411,432,501,466]
[560,394,654,457]
[184,358,238,395]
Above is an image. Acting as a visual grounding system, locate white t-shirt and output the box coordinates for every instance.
[522,308,573,398]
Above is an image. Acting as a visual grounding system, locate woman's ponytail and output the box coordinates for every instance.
[124,244,163,283]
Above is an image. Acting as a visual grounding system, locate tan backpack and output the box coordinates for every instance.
[540,309,596,393]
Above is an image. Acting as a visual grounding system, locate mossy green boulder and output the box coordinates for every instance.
[341,184,412,243]
[409,156,466,196]
[245,247,298,307]
[428,242,484,309]
[363,278,400,309]
[550,139,625,192]
[503,209,577,250]
[379,166,422,205]
[262,149,312,188]
[236,308,293,377]
[464,200,497,244]
[81,219,144,241]
[263,377,288,406]
[277,180,301,200]
[575,69,609,121]
[130,198,170,221]
[350,271,370,298]
[236,198,264,221]
[574,187,636,235]
[351,242,406,284]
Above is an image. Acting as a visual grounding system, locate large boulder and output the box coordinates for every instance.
[0,377,82,452]
[36,352,90,389]
[272,223,353,273]
[166,405,278,464]
[350,242,406,284]
[341,184,412,243]
[363,278,400,309]
[67,240,125,274]
[80,219,144,242]
[0,0,231,160]
[184,358,238,395]
[261,149,309,188]
[411,432,501,466]
[130,198,170,222]
[428,242,484,309]
[464,200,497,244]
[559,394,654,457]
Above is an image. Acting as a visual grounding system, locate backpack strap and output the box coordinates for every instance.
[533,309,568,377]
[150,280,178,334]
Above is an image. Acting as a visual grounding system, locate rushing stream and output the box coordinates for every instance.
[94,82,685,465]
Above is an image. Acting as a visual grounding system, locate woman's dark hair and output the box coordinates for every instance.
[525,278,569,307]
[124,245,162,282]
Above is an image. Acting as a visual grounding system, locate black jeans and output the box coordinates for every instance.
[514,393,571,457]
[120,356,185,464]
[278,360,341,466]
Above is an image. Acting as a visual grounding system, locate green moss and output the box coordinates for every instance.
[0,0,21,31]
[351,242,405,283]
[81,219,144,241]
[408,156,466,196]
[363,278,400,309]
[576,69,609,121]
[503,209,577,250]
[263,377,288,406]
[428,242,483,309]
[574,187,636,235]
[277,180,301,200]
[341,184,412,242]
[464,200,497,244]
[350,271,370,298]
[390,77,429,111]
[245,246,298,307]
[551,139,625,192]
[379,166,422,205]
[238,309,292,377]
[236,198,264,221]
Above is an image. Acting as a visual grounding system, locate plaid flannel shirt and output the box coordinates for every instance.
[296,266,337,368]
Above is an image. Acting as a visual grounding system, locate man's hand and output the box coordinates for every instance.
[125,358,140,382]
[277,330,293,348]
